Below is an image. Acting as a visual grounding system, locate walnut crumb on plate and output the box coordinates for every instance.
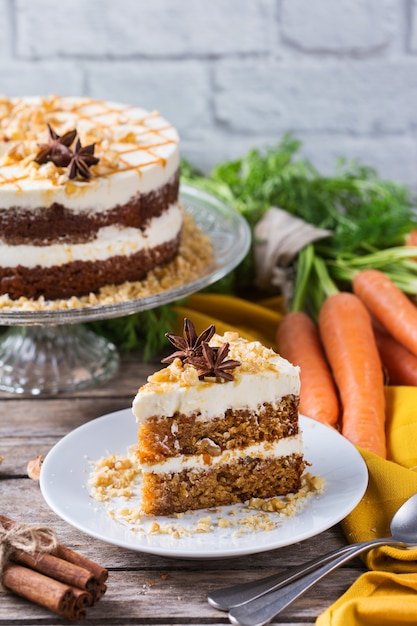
[88,450,325,540]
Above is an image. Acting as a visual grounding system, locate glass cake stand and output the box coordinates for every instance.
[0,185,251,395]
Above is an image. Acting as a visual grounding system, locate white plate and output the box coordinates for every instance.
[40,410,368,559]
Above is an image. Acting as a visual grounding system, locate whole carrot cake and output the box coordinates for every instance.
[0,95,181,300]
[132,319,304,516]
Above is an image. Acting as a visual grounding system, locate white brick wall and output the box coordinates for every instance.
[1,0,416,188]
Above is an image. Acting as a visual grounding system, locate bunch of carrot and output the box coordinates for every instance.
[277,268,417,458]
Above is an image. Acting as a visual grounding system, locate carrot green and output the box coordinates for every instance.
[89,134,417,353]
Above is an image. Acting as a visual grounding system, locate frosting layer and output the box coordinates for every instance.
[141,435,303,473]
[0,95,180,212]
[132,333,301,422]
[0,203,182,268]
[0,169,179,245]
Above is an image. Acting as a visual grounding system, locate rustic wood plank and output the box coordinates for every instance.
[0,398,131,437]
[0,566,362,623]
[0,438,57,476]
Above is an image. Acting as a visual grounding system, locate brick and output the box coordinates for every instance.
[15,0,275,58]
[88,60,212,136]
[0,62,83,96]
[281,0,395,53]
[214,59,417,134]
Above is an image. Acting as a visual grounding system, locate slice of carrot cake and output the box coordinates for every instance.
[132,319,304,516]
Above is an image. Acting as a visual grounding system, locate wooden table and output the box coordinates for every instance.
[0,350,366,625]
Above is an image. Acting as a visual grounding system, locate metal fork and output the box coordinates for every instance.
[208,542,359,611]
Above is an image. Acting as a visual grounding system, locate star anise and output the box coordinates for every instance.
[188,342,241,382]
[34,124,77,167]
[68,138,99,180]
[161,318,215,364]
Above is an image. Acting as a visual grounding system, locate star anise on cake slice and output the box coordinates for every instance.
[188,342,241,382]
[34,123,77,167]
[68,138,100,180]
[161,318,215,364]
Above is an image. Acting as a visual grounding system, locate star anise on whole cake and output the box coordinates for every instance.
[161,318,215,365]
[34,124,77,167]
[68,138,100,180]
[188,342,241,382]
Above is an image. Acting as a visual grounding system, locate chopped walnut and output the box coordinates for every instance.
[195,516,213,533]
[6,142,30,162]
[248,472,325,514]
[88,452,140,502]
[196,438,222,456]
[27,455,44,480]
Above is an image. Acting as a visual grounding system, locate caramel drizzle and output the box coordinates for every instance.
[0,97,178,189]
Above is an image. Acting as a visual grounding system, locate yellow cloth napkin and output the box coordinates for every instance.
[172,294,417,626]
[172,292,286,348]
[316,571,417,626]
[318,387,417,626]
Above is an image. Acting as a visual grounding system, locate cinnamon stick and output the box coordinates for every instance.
[3,563,80,621]
[12,549,98,591]
[1,514,109,619]
[90,583,108,605]
[1,515,108,587]
[55,543,108,584]
[72,586,93,609]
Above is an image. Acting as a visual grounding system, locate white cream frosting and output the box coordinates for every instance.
[141,434,303,474]
[0,95,180,212]
[0,202,182,268]
[132,333,300,423]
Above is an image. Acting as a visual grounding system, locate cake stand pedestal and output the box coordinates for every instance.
[0,184,251,395]
[0,325,119,395]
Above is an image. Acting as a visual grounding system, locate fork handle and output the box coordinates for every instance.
[228,539,401,626]
[207,542,359,610]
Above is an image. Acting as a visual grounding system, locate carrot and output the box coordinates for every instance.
[405,228,417,261]
[353,269,417,360]
[277,311,340,426]
[373,326,417,386]
[405,228,417,247]
[318,292,386,457]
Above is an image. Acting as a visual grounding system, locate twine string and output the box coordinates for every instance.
[0,520,58,577]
